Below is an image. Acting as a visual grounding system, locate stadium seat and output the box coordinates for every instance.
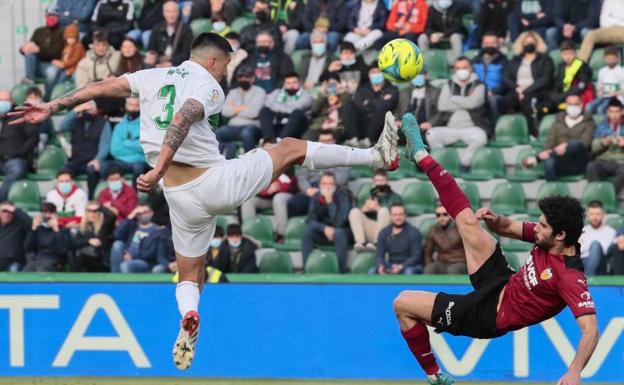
[402,182,437,216]
[582,182,618,213]
[606,216,624,230]
[507,147,543,182]
[463,49,479,60]
[242,215,275,247]
[457,181,481,209]
[418,217,436,244]
[8,180,41,211]
[304,249,339,274]
[423,49,449,80]
[259,250,293,273]
[350,251,376,274]
[356,183,372,207]
[589,48,606,81]
[390,147,419,180]
[349,165,372,180]
[11,83,31,106]
[291,50,311,79]
[94,181,108,199]
[190,18,212,37]
[430,147,461,176]
[275,216,306,251]
[490,181,526,215]
[230,16,254,33]
[50,81,75,103]
[27,146,68,181]
[489,114,529,147]
[461,147,506,180]
[532,114,556,148]
[216,216,229,230]
[549,49,562,69]
[527,181,572,216]
[504,252,522,271]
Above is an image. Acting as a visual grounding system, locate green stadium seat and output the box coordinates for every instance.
[463,49,479,61]
[275,216,306,251]
[50,81,75,103]
[402,182,437,216]
[532,114,556,148]
[11,83,31,106]
[350,251,376,274]
[582,182,618,213]
[507,147,543,182]
[490,182,526,215]
[606,216,624,230]
[462,147,506,180]
[589,48,606,81]
[8,180,41,211]
[291,50,311,79]
[556,174,585,182]
[418,217,436,244]
[94,181,108,199]
[305,249,339,274]
[489,114,529,147]
[423,49,449,80]
[430,147,461,176]
[462,14,474,31]
[216,216,229,230]
[259,250,293,273]
[457,181,481,209]
[230,17,254,33]
[349,165,372,180]
[242,215,275,247]
[504,252,522,271]
[549,49,562,69]
[356,183,373,207]
[529,182,571,217]
[390,147,419,180]
[190,18,212,37]
[27,146,68,181]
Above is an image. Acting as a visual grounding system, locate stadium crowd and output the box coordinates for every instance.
[1,0,624,276]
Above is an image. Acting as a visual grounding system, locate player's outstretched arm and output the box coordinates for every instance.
[137,98,205,192]
[8,77,131,125]
[557,314,599,385]
[475,207,524,240]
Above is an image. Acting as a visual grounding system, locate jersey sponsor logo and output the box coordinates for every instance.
[540,268,553,281]
[523,255,539,289]
[578,291,595,308]
[209,89,220,104]
[445,301,455,326]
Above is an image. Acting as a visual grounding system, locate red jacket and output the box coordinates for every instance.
[386,0,428,35]
[98,183,138,221]
[257,173,298,199]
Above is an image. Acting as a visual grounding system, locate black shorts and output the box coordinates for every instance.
[430,243,514,339]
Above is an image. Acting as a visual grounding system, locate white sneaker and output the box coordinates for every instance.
[173,310,200,370]
[372,111,400,171]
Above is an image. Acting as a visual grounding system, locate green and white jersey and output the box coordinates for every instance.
[123,60,225,168]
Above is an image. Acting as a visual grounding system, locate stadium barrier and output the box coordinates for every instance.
[0,274,621,382]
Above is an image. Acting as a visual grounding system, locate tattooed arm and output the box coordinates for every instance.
[136,98,205,192]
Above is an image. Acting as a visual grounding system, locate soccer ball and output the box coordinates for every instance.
[377,38,424,83]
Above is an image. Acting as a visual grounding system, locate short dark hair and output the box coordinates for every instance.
[604,45,619,57]
[40,202,57,213]
[224,31,240,41]
[26,87,42,98]
[92,30,109,44]
[191,32,233,54]
[608,97,622,109]
[137,202,153,210]
[482,31,500,39]
[587,200,604,209]
[106,167,123,178]
[455,56,472,66]
[227,223,242,236]
[538,195,585,247]
[373,169,387,178]
[559,40,576,52]
[214,225,224,238]
[389,203,405,212]
[284,72,300,80]
[317,129,335,138]
[340,41,356,53]
[56,168,74,179]
[321,171,336,181]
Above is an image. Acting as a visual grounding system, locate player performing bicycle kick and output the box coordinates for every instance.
[394,112,599,385]
[9,32,401,370]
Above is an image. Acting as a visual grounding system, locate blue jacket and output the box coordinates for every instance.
[307,187,352,231]
[110,115,146,164]
[113,219,164,264]
[472,51,508,94]
[56,0,97,32]
[375,223,422,268]
[594,120,624,138]
[347,0,389,31]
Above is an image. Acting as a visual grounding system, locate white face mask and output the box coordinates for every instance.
[455,69,470,81]
[566,105,582,119]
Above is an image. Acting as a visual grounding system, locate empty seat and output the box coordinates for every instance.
[430,147,461,175]
[190,18,212,37]
[582,182,618,213]
[275,216,306,251]
[532,114,556,148]
[418,217,436,244]
[259,250,293,273]
[489,114,529,147]
[402,183,437,216]
[350,251,376,274]
[457,181,481,209]
[230,16,254,33]
[356,183,373,207]
[50,81,75,103]
[606,216,624,230]
[242,215,275,247]
[490,182,526,215]
[305,249,339,274]
[27,146,68,181]
[462,147,506,180]
[423,49,449,80]
[11,83,31,106]
[8,180,41,211]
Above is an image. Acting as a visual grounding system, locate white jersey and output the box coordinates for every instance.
[123,60,226,168]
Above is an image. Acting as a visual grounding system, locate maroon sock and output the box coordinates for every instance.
[401,322,440,376]
[418,155,471,218]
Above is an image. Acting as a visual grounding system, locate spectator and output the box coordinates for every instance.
[57,0,97,34]
[60,100,112,199]
[217,67,266,157]
[324,41,369,96]
[302,171,352,273]
[211,224,259,273]
[210,12,231,37]
[237,31,294,93]
[281,0,306,55]
[588,46,624,114]
[586,97,624,193]
[579,201,616,276]
[417,0,463,64]
[349,169,402,251]
[399,74,440,132]
[259,72,313,139]
[426,57,488,169]
[376,0,428,49]
[502,31,554,137]
[288,130,351,217]
[546,0,601,50]
[19,6,64,92]
[23,203,70,272]
[110,203,163,273]
[97,167,138,221]
[473,32,508,131]
[185,0,242,24]
[373,204,422,275]
[304,77,348,141]
[24,88,52,151]
[91,0,135,49]
[48,23,86,100]
[578,0,624,62]
[507,0,554,41]
[205,225,225,270]
[611,226,624,274]
[423,205,467,274]
[522,94,595,180]
[475,0,513,44]
[343,0,387,52]
[301,30,334,91]
[297,0,347,53]
[75,31,121,88]
[224,32,248,87]
[46,169,88,228]
[128,0,165,49]
[0,91,39,201]
[114,38,144,76]
[0,201,32,272]
[69,200,116,272]
[549,40,594,112]
[145,1,193,68]
[342,65,398,148]
[239,0,282,52]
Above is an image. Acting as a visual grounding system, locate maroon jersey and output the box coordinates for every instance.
[496,222,596,332]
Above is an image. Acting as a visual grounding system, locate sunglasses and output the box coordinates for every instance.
[435,213,449,217]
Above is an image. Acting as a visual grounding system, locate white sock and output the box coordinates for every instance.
[176,281,200,317]
[302,141,383,169]
[414,149,429,163]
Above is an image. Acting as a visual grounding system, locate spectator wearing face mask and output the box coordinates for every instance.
[373,204,422,275]
[342,65,399,148]
[210,12,231,37]
[144,0,193,68]
[237,31,294,93]
[588,46,624,114]
[75,31,121,88]
[97,167,138,221]
[48,22,86,100]
[205,225,225,268]
[549,40,594,113]
[239,0,283,52]
[417,0,463,64]
[210,224,259,273]
[259,72,313,139]
[23,203,70,272]
[472,32,508,131]
[343,0,388,53]
[323,42,369,96]
[46,169,88,228]
[522,94,595,180]
[423,206,467,274]
[300,30,336,91]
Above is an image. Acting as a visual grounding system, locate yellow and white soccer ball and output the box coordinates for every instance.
[377,38,424,83]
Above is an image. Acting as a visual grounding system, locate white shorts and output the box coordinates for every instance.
[163,149,274,257]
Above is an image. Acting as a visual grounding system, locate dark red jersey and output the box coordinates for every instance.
[495,222,596,332]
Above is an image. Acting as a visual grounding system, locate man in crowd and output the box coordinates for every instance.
[579,201,616,276]
[97,167,138,222]
[0,201,32,272]
[423,205,467,274]
[23,203,70,272]
[373,204,422,275]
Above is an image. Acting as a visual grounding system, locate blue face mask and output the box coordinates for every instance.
[438,0,453,9]
[108,180,123,192]
[210,238,222,248]
[58,182,72,195]
[370,72,384,86]
[312,43,326,57]
[0,101,11,115]
[212,21,226,32]
[411,74,425,87]
[341,58,356,67]
[229,239,241,248]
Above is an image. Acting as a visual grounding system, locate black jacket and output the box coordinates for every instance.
[552,0,600,31]
[0,209,32,268]
[67,114,108,165]
[25,26,64,62]
[302,0,348,32]
[147,21,193,66]
[347,0,388,31]
[503,53,555,95]
[354,82,399,113]
[212,238,258,273]
[425,4,463,37]
[239,22,283,52]
[307,187,352,230]
[92,0,134,46]
[476,0,513,40]
[71,208,116,261]
[236,50,294,91]
[24,226,70,264]
[136,0,165,31]
[0,114,39,163]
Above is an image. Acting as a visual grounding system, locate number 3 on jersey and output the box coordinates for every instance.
[155,85,176,129]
